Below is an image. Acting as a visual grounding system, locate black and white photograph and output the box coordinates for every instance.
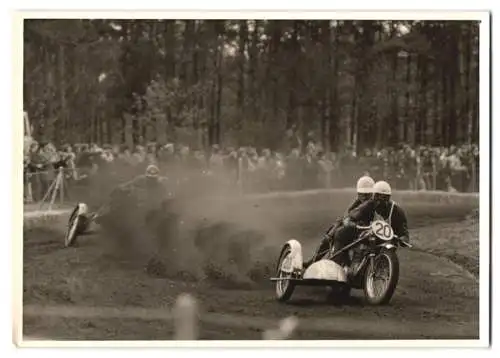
[15,10,490,345]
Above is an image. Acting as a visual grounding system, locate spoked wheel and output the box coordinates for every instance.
[363,249,400,305]
[275,245,296,302]
[65,205,91,248]
[65,210,81,247]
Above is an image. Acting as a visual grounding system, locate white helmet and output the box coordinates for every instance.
[373,181,392,195]
[356,176,375,193]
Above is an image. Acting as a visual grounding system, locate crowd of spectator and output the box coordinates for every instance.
[23,138,479,204]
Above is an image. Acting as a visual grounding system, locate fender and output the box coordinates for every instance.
[75,202,89,216]
[303,259,347,282]
[282,239,303,272]
[70,202,91,234]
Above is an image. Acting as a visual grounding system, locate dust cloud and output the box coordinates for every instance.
[81,163,336,288]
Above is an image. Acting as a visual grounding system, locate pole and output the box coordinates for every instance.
[59,167,64,204]
[48,170,62,211]
[38,173,57,210]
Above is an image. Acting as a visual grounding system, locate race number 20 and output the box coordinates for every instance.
[371,220,394,240]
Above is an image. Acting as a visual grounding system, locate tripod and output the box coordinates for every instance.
[38,167,66,211]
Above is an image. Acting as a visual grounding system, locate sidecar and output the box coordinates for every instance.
[270,239,348,302]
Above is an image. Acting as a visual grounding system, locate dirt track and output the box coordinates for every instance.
[22,198,479,340]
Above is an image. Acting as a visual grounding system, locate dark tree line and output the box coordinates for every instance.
[23,19,480,152]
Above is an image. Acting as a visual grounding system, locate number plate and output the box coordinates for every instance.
[371,220,394,241]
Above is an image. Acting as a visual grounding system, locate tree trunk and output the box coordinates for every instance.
[237,20,247,131]
[390,49,399,146]
[215,34,223,145]
[448,33,458,144]
[419,55,428,145]
[58,44,67,143]
[441,64,448,147]
[329,22,339,152]
[404,52,412,142]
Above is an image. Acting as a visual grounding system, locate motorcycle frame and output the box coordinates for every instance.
[313,229,371,263]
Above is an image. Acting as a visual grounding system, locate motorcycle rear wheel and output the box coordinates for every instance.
[363,249,400,305]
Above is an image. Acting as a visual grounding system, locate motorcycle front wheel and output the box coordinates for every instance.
[65,205,92,248]
[363,249,400,305]
[65,211,84,247]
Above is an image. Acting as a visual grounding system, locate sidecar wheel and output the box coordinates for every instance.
[275,245,296,302]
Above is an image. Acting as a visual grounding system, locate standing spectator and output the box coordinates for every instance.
[328,152,340,187]
[393,148,407,190]
[317,151,333,189]
[246,148,260,191]
[25,141,45,201]
[116,145,133,165]
[38,142,59,198]
[75,144,95,179]
[272,152,286,190]
[283,125,302,154]
[237,147,250,191]
[89,143,100,153]
[113,145,135,180]
[224,148,239,185]
[131,145,146,167]
[193,150,207,171]
[112,144,121,158]
[421,147,435,191]
[449,147,468,192]
[379,149,390,184]
[403,146,417,190]
[101,144,115,163]
[208,145,225,175]
[24,153,33,203]
[286,148,303,190]
[60,144,77,180]
[302,148,318,189]
[145,142,158,166]
[256,148,274,191]
[157,143,175,171]
[472,144,479,192]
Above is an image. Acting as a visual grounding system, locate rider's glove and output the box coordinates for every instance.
[399,235,410,245]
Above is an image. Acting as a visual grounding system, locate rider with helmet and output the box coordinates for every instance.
[302,175,375,269]
[333,180,410,267]
[98,164,179,275]
[91,164,175,228]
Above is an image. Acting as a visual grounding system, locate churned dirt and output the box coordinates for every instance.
[21,191,480,341]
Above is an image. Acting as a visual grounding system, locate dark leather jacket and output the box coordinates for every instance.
[347,199,410,240]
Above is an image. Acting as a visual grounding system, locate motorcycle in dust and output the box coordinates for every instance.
[270,219,412,305]
[64,190,179,249]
